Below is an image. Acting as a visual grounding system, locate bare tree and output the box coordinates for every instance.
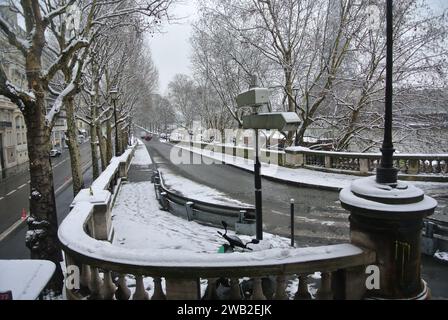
[0,0,173,292]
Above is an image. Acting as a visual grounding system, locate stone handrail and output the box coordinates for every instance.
[169,138,447,182]
[59,200,375,300]
[58,144,376,300]
[285,148,448,182]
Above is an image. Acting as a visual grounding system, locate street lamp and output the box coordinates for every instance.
[376,0,397,185]
[338,0,437,299]
[110,87,120,156]
[236,77,301,240]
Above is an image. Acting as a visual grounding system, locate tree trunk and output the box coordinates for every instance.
[23,96,64,293]
[106,119,113,162]
[89,103,100,179]
[64,96,84,196]
[96,124,107,171]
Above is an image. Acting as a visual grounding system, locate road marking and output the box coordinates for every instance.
[0,157,93,243]
[55,177,73,194]
[6,189,16,196]
[27,180,30,183]
[53,158,69,168]
[0,218,25,243]
[17,183,27,190]
[0,197,4,201]
[54,161,92,195]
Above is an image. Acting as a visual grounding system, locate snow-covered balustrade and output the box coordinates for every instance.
[90,146,137,194]
[171,139,447,181]
[60,195,376,300]
[285,147,448,182]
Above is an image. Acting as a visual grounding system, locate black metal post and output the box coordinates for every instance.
[290,199,295,247]
[254,129,263,240]
[113,99,120,156]
[376,0,397,184]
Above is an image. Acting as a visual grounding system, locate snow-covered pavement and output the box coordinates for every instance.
[111,141,290,253]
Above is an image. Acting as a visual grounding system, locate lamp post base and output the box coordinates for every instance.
[340,176,437,299]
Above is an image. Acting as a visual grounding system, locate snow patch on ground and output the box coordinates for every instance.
[132,140,153,166]
[434,251,448,263]
[160,168,253,208]
[112,181,288,252]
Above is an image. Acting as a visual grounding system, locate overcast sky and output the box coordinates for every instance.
[146,1,199,95]
[148,0,448,94]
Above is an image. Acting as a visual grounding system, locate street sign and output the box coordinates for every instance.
[236,88,270,108]
[242,112,301,131]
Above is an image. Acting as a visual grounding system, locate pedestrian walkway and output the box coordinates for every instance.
[111,141,290,254]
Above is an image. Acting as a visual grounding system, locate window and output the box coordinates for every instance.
[15,116,21,129]
[17,133,21,145]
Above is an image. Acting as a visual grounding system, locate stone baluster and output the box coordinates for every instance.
[316,272,333,300]
[359,159,369,174]
[151,277,166,300]
[80,264,91,291]
[101,271,117,300]
[115,274,131,300]
[251,278,266,300]
[294,274,312,300]
[204,278,218,300]
[324,155,332,168]
[132,275,149,300]
[229,278,241,300]
[408,159,419,175]
[434,160,441,173]
[88,267,104,299]
[274,275,288,300]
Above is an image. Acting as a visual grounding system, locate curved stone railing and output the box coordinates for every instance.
[58,144,376,300]
[168,138,447,182]
[285,148,448,182]
[59,199,375,300]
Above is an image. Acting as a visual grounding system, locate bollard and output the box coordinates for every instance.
[185,201,194,221]
[290,199,295,247]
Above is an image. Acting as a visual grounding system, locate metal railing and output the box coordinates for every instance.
[153,170,256,233]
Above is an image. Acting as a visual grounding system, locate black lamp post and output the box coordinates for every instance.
[376,0,398,185]
[338,0,437,299]
[110,87,120,156]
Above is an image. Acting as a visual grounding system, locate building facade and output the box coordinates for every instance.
[0,3,67,179]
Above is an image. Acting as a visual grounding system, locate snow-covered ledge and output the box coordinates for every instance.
[170,139,448,181]
[285,147,448,181]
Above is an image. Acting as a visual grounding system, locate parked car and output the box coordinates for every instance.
[49,149,61,157]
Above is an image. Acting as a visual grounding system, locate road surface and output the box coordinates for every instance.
[0,142,93,259]
[143,136,448,299]
[144,138,350,246]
